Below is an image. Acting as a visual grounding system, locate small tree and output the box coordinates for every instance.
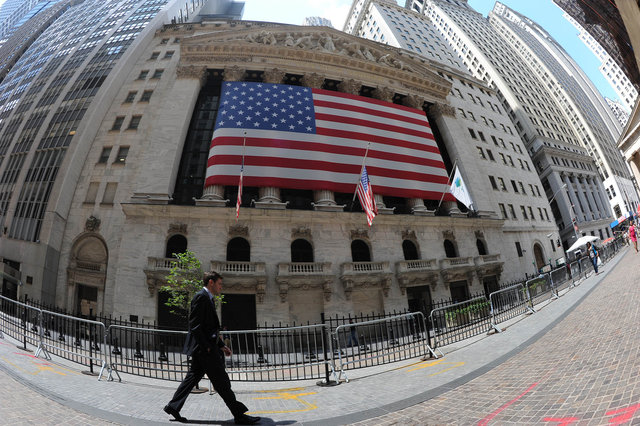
[160,250,224,315]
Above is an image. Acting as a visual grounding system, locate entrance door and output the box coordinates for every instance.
[221,294,257,352]
[406,285,432,316]
[483,276,499,299]
[76,284,98,317]
[449,280,469,303]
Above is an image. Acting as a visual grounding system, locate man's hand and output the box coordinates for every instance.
[222,346,232,356]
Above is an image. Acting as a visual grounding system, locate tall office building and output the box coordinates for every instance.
[398,0,615,249]
[488,4,638,220]
[0,0,243,303]
[302,16,333,27]
[552,0,640,96]
[562,11,638,112]
[343,1,561,272]
[607,98,630,127]
[0,0,42,43]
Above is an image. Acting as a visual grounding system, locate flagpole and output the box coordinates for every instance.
[351,142,372,208]
[235,131,247,222]
[436,159,457,212]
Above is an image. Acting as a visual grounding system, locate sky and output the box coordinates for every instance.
[241,0,618,103]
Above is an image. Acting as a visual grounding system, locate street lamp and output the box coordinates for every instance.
[549,183,567,204]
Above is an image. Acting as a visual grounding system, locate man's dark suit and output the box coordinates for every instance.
[166,288,248,417]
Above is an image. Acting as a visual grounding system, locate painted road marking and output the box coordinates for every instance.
[401,358,465,375]
[248,387,318,414]
[477,382,538,426]
[1,355,79,376]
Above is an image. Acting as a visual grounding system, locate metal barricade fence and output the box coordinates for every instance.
[222,323,332,381]
[105,325,187,382]
[40,310,106,376]
[568,260,582,286]
[550,265,569,294]
[0,294,42,352]
[580,256,594,277]
[525,273,554,306]
[430,296,490,348]
[489,283,531,333]
[333,311,437,382]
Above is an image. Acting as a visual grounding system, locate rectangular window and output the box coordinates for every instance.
[538,207,544,221]
[468,128,477,139]
[84,182,99,204]
[500,153,507,165]
[528,206,535,220]
[486,149,495,161]
[478,131,486,142]
[137,70,149,80]
[544,208,550,221]
[511,180,519,193]
[127,115,141,130]
[550,239,556,252]
[102,182,117,205]
[509,204,516,219]
[499,203,507,219]
[160,38,169,44]
[515,241,523,257]
[124,91,137,103]
[149,51,159,60]
[115,146,129,163]
[477,146,486,159]
[507,155,514,167]
[140,90,153,102]
[164,50,174,59]
[111,116,125,131]
[519,182,526,194]
[151,69,164,79]
[498,177,507,191]
[489,175,498,190]
[98,147,111,163]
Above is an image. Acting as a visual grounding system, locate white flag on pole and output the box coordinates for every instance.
[449,166,473,210]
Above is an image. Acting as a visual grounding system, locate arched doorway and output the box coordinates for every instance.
[67,235,108,316]
[533,243,545,271]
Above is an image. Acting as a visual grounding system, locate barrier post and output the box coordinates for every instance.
[549,271,559,300]
[316,313,338,387]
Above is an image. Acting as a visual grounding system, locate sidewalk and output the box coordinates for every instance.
[0,249,626,425]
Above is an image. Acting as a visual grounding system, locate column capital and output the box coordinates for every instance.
[375,86,395,102]
[428,102,456,118]
[223,66,245,82]
[263,68,285,84]
[303,72,325,89]
[404,94,425,110]
[176,65,207,86]
[339,78,361,95]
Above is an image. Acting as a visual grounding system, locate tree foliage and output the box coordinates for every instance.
[160,251,224,314]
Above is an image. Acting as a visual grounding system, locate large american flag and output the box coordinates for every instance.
[357,165,377,227]
[206,81,453,200]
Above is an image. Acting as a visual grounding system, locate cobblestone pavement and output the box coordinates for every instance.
[0,365,115,425]
[353,249,640,425]
[0,248,632,425]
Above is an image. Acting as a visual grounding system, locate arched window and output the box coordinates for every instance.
[443,239,457,258]
[291,239,314,262]
[476,239,487,256]
[226,237,250,262]
[165,234,187,258]
[402,240,419,260]
[351,239,371,262]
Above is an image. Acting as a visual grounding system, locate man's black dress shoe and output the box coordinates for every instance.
[163,405,187,422]
[234,413,261,424]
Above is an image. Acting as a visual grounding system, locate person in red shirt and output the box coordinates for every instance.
[629,221,638,253]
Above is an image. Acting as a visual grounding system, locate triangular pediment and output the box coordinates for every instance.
[175,22,451,101]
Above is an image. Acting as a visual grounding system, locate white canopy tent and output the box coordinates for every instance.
[567,235,599,253]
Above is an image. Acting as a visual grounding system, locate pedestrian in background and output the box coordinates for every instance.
[586,242,599,275]
[629,221,638,252]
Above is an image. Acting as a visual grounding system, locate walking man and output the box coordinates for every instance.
[164,271,260,424]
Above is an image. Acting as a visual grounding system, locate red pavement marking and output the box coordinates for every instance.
[543,417,579,425]
[477,382,539,426]
[14,352,38,358]
[606,403,640,425]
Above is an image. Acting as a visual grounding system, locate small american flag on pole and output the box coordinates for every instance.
[235,167,243,221]
[357,165,377,227]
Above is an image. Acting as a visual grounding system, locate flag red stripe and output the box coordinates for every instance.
[208,155,449,184]
[313,99,431,129]
[206,175,456,201]
[315,127,439,152]
[208,137,446,169]
[312,87,425,114]
[315,112,434,140]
